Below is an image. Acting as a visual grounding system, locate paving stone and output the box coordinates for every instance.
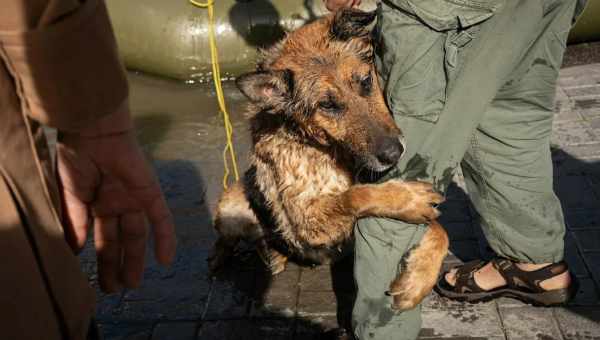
[559,143,600,159]
[203,272,254,320]
[563,84,600,99]
[565,210,600,230]
[554,99,581,124]
[421,299,505,339]
[582,252,600,288]
[565,233,592,278]
[590,117,600,131]
[299,266,334,292]
[499,306,563,340]
[106,247,211,322]
[151,322,199,340]
[554,307,600,340]
[552,121,599,146]
[99,322,154,340]
[574,98,600,120]
[555,176,600,211]
[422,292,470,311]
[574,230,600,252]
[568,277,600,306]
[250,263,301,318]
[197,319,294,340]
[294,314,341,338]
[419,329,503,339]
[495,297,528,309]
[298,290,340,316]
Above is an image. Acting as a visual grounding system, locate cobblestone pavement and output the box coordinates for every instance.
[83,60,600,339]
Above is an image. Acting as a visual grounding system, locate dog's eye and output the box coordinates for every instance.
[318,99,343,114]
[359,74,372,96]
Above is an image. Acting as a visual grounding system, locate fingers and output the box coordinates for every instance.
[106,136,177,265]
[56,143,99,252]
[143,189,177,265]
[95,217,121,293]
[95,213,152,293]
[120,212,148,288]
[61,188,90,252]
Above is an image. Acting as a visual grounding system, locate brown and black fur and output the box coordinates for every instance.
[209,9,449,310]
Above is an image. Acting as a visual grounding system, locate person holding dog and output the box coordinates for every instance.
[325,0,587,339]
[0,0,177,338]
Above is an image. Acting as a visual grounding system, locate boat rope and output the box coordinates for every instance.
[190,0,240,189]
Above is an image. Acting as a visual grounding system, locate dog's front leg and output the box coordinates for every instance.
[346,180,444,223]
[288,180,443,248]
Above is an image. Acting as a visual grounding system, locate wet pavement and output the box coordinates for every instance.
[80,56,600,339]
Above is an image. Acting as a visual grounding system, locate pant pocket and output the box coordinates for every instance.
[377,0,502,123]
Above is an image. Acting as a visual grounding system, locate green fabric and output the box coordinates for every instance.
[353,0,580,339]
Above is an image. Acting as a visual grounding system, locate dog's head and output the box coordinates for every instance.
[237,9,404,172]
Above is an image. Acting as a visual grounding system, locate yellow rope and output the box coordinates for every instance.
[190,0,240,189]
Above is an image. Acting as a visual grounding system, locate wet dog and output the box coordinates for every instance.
[208,8,449,310]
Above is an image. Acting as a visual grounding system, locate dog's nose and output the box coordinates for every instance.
[376,137,404,165]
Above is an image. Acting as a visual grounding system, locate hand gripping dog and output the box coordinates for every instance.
[209,8,449,311]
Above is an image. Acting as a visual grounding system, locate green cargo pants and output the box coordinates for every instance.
[352,0,586,339]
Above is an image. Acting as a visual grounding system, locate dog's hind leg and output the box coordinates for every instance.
[256,239,288,275]
[209,181,262,274]
[208,235,240,274]
[387,220,449,311]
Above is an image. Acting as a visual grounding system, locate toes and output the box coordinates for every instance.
[445,268,458,286]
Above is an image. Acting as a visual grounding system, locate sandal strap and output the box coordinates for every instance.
[453,260,488,294]
[492,258,568,293]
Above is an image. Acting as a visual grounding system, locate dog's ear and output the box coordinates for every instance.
[330,8,376,41]
[236,69,294,107]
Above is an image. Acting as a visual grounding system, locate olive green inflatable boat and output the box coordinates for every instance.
[105,0,599,81]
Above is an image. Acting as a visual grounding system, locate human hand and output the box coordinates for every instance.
[57,105,176,293]
[324,0,362,11]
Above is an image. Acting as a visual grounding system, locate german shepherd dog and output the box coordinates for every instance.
[209,8,449,310]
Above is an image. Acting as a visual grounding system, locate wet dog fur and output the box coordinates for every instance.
[209,9,449,310]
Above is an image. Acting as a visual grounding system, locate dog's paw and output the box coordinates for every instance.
[387,181,444,224]
[387,269,432,311]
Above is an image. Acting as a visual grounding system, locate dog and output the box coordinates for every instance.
[208,8,449,311]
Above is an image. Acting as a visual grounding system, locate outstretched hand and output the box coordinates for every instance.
[57,107,176,293]
[324,0,361,11]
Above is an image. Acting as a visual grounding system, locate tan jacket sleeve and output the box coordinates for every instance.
[0,0,129,132]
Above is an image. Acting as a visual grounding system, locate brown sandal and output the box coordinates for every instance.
[435,258,575,306]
